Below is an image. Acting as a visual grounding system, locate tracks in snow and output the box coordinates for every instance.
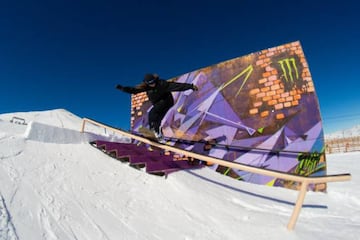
[0,193,18,240]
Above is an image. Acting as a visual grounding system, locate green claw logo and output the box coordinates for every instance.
[278,58,299,83]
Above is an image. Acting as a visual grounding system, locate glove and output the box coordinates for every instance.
[192,84,199,91]
[115,84,124,91]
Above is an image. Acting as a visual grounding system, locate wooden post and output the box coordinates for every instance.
[287,181,309,230]
[80,119,86,133]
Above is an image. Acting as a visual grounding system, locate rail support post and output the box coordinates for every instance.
[287,181,309,230]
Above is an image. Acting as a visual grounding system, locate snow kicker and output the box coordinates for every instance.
[130,41,327,191]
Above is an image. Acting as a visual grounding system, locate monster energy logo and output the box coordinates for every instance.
[278,58,299,82]
[295,152,321,176]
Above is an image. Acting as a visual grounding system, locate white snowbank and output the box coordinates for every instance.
[0,109,130,144]
[0,109,357,240]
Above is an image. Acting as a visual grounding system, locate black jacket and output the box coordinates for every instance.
[121,79,194,105]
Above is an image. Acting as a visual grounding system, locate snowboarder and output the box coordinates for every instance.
[116,73,198,140]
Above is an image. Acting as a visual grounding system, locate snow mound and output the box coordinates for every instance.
[0,109,357,239]
[0,109,81,130]
[0,109,130,144]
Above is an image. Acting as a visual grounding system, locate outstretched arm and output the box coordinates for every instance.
[166,81,198,92]
[115,83,147,94]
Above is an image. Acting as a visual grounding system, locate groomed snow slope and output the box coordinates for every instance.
[0,109,358,240]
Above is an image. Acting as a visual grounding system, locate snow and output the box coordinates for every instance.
[0,109,358,240]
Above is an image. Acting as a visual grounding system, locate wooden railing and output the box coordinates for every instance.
[80,118,352,230]
[325,136,360,153]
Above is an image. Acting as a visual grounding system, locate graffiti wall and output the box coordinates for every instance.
[131,41,326,191]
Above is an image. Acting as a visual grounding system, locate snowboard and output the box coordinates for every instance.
[137,126,170,154]
[138,126,158,141]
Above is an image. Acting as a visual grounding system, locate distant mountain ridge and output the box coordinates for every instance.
[325,124,360,139]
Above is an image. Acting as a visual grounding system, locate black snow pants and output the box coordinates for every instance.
[148,98,174,133]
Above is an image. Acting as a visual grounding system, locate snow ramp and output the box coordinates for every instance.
[24,121,91,144]
[24,121,126,144]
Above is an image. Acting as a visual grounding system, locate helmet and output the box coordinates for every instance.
[143,73,158,85]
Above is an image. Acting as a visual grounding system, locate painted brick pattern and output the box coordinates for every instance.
[249,41,314,120]
[131,92,148,128]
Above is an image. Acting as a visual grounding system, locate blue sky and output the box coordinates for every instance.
[1,0,359,134]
